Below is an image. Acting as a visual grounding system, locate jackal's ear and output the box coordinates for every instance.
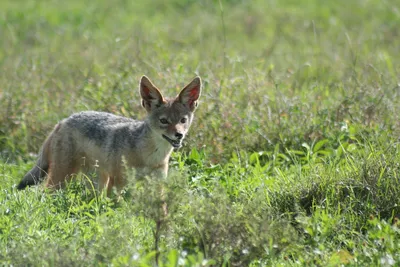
[178,76,202,111]
[140,76,165,112]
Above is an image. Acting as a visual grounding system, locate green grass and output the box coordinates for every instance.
[1,0,400,265]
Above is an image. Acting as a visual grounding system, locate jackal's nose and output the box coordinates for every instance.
[175,133,183,140]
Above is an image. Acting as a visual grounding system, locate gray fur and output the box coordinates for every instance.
[65,111,145,147]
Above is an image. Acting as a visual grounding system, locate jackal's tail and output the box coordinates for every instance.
[17,130,54,190]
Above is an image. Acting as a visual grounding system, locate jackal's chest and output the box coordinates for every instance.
[124,144,173,168]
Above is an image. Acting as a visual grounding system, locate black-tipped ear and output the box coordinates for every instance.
[139,76,165,112]
[178,76,202,111]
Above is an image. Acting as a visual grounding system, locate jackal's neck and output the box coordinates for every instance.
[140,121,174,161]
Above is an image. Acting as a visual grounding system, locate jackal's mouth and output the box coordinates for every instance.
[162,134,182,148]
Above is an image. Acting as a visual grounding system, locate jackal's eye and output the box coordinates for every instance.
[180,118,187,123]
[160,118,169,124]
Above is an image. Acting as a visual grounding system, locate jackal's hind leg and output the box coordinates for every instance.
[98,172,114,195]
[45,158,79,190]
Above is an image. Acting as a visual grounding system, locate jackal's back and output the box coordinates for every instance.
[65,111,149,146]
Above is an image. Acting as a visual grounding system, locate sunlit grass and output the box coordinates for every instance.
[1,0,399,265]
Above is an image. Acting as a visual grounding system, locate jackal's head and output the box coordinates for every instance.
[140,75,201,148]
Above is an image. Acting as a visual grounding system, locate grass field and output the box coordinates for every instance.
[1,0,400,265]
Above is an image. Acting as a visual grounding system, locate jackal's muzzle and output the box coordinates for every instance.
[162,134,182,148]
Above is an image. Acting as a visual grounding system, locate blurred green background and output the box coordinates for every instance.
[1,0,398,161]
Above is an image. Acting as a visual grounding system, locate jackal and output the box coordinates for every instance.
[17,75,201,193]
